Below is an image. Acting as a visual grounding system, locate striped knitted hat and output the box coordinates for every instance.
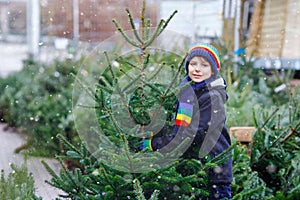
[185,43,221,76]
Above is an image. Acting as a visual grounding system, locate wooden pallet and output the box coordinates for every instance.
[230,126,256,155]
[229,126,256,143]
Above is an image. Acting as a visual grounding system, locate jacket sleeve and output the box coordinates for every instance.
[140,125,176,151]
[141,88,230,156]
[140,99,194,152]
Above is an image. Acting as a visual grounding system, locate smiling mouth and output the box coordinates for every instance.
[193,74,201,78]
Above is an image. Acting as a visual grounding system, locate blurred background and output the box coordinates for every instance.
[1,0,300,77]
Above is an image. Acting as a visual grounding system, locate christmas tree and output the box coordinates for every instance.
[42,1,300,199]
[42,1,228,199]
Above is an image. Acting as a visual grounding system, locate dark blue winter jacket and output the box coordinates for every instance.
[142,75,232,184]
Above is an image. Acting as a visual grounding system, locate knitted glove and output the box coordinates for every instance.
[140,131,153,152]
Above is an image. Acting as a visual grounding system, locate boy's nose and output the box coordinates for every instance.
[195,65,201,71]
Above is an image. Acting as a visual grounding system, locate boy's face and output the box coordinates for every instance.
[188,56,212,82]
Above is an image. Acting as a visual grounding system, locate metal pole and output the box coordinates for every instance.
[0,5,8,40]
[27,0,40,60]
[234,0,241,76]
[73,0,79,46]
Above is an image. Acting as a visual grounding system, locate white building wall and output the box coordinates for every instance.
[159,0,223,40]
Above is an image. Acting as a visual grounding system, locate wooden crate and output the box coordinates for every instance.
[230,126,256,156]
[229,126,256,143]
[290,79,300,87]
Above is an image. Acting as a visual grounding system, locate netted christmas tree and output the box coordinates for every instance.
[42,1,232,199]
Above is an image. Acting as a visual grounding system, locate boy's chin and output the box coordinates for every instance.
[191,77,206,82]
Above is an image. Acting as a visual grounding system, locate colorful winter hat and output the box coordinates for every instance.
[185,43,221,76]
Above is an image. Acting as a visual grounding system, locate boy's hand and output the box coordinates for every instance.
[139,131,153,152]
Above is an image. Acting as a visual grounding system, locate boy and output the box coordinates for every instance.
[141,43,232,199]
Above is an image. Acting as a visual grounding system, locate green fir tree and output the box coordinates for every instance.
[42,1,225,199]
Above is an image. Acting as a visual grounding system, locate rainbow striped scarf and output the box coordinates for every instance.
[173,76,207,131]
[175,102,193,127]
